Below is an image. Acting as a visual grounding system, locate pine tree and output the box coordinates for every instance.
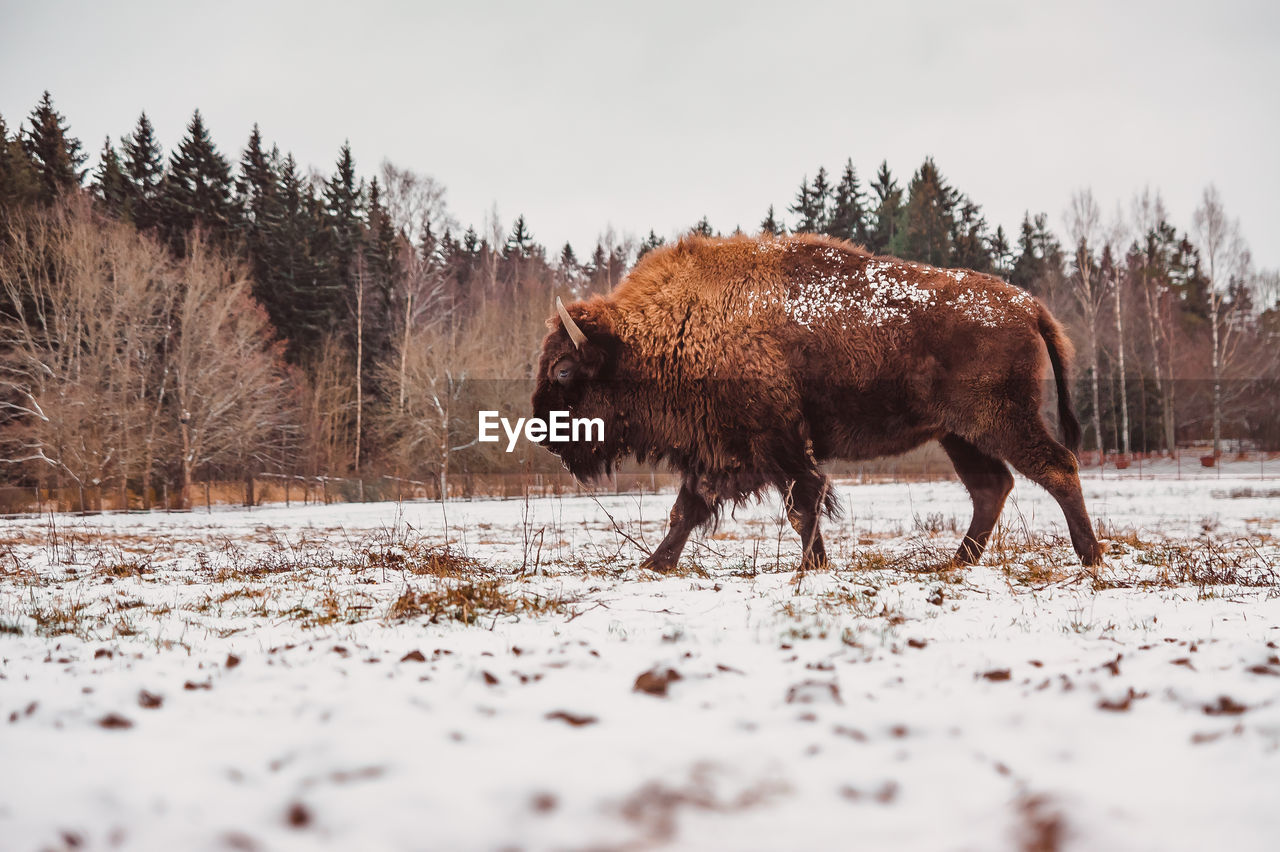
[901,157,955,266]
[91,137,129,217]
[236,125,276,230]
[949,196,992,272]
[319,141,366,335]
[363,176,399,370]
[236,126,282,311]
[0,112,40,213]
[20,91,87,202]
[636,229,665,261]
[827,159,866,244]
[759,205,784,235]
[809,166,831,232]
[587,242,610,291]
[505,214,534,259]
[989,225,1013,277]
[264,153,334,362]
[557,242,585,295]
[122,111,165,231]
[559,242,578,271]
[790,168,830,234]
[690,216,714,237]
[867,161,904,255]
[160,109,237,253]
[1010,212,1066,301]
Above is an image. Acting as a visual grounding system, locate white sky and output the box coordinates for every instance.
[2,0,1277,267]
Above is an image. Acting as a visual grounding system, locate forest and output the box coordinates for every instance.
[1,91,1277,510]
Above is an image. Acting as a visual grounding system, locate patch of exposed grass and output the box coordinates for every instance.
[30,599,91,638]
[365,543,483,578]
[387,579,569,625]
[95,558,152,579]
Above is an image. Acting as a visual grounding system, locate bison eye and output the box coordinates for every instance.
[554,359,577,385]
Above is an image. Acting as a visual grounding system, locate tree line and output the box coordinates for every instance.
[1,92,1277,509]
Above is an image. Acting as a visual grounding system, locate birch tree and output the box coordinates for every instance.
[1064,189,1107,455]
[1104,208,1131,455]
[1192,185,1249,460]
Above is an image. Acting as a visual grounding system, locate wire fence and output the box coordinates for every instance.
[2,446,1277,519]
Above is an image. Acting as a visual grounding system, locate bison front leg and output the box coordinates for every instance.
[785,472,831,571]
[640,481,714,573]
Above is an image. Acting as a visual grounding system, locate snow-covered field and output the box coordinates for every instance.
[2,461,1279,851]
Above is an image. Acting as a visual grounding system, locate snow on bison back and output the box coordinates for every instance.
[532,233,1104,572]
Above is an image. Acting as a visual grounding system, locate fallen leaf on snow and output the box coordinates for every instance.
[634,667,683,697]
[98,713,133,729]
[545,710,598,726]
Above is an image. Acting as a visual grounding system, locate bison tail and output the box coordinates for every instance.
[1037,306,1082,456]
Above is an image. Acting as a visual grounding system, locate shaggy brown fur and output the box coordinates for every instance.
[532,233,1104,571]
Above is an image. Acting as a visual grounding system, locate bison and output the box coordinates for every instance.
[532,233,1104,572]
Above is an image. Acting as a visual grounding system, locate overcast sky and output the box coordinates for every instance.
[2,0,1277,267]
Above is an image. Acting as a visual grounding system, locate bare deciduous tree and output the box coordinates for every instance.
[1064,188,1106,455]
[379,160,451,241]
[1193,185,1251,459]
[172,234,293,508]
[1105,207,1131,455]
[0,200,171,509]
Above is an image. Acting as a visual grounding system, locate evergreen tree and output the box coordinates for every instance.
[320,141,366,334]
[759,204,784,235]
[505,214,534,259]
[363,176,399,366]
[558,241,578,271]
[91,137,129,217]
[690,216,714,237]
[1010,212,1065,300]
[236,126,283,312]
[867,161,904,255]
[265,153,334,362]
[557,242,585,295]
[636,229,665,261]
[160,109,237,253]
[827,159,866,244]
[121,111,165,231]
[901,157,955,266]
[236,125,277,230]
[949,196,992,272]
[790,168,830,234]
[0,112,40,213]
[989,225,1013,277]
[587,242,610,291]
[20,91,87,202]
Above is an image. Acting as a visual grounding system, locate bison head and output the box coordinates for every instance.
[531,297,625,481]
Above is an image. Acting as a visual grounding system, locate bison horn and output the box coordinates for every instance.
[557,296,587,349]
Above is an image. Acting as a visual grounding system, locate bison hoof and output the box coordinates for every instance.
[639,555,678,574]
[1079,541,1108,568]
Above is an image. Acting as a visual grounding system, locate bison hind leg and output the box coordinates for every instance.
[784,469,833,571]
[941,434,1014,565]
[981,418,1105,568]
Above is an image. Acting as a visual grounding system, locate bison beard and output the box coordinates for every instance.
[532,234,1105,572]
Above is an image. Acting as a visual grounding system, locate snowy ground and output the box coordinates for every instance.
[2,461,1279,851]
